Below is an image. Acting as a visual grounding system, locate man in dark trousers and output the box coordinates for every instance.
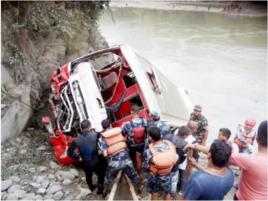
[67,120,105,194]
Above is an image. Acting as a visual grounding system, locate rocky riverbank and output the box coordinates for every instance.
[1,129,104,200]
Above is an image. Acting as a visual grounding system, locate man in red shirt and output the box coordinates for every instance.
[229,120,267,200]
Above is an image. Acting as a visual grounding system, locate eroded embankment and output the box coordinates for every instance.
[1,1,109,142]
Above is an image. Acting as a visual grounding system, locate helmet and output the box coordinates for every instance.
[150,111,160,121]
[244,118,256,128]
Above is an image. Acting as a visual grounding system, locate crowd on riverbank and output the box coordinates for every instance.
[65,104,267,200]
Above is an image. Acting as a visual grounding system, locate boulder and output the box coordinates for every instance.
[47,184,62,195]
[69,168,79,178]
[9,176,20,183]
[37,188,47,195]
[50,161,60,169]
[38,166,48,172]
[53,191,64,200]
[29,182,41,189]
[1,180,13,191]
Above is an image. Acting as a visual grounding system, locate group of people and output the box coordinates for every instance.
[67,104,267,200]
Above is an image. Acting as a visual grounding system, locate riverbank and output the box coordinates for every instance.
[109,1,267,17]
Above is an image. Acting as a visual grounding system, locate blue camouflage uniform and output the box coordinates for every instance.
[122,117,148,153]
[98,137,140,185]
[122,117,148,140]
[145,120,170,150]
[143,141,172,194]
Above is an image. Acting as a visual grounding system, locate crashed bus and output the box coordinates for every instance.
[42,45,193,165]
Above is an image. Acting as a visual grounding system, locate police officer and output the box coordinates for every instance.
[99,119,141,197]
[67,120,105,193]
[143,126,178,200]
[189,105,209,145]
[148,111,170,138]
[121,105,148,175]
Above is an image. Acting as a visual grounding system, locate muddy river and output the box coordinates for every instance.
[99,7,267,148]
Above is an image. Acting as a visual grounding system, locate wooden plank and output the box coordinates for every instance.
[124,174,139,201]
[107,170,122,201]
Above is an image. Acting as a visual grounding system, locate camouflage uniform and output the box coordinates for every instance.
[122,117,148,143]
[189,113,208,144]
[145,120,170,150]
[148,120,170,137]
[122,117,148,156]
[104,151,140,184]
[143,141,172,194]
[99,135,140,185]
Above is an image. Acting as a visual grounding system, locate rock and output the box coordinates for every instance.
[64,194,74,200]
[9,176,20,183]
[35,175,46,183]
[37,145,47,151]
[28,167,36,173]
[1,192,7,200]
[19,149,27,154]
[50,161,60,169]
[55,173,63,181]
[56,170,75,180]
[37,187,47,195]
[47,184,62,195]
[1,179,13,191]
[6,194,18,200]
[8,184,21,193]
[13,189,26,198]
[41,180,50,189]
[62,179,72,185]
[69,168,79,178]
[76,187,91,199]
[21,192,36,200]
[53,191,64,200]
[48,174,55,180]
[38,166,48,172]
[35,195,43,200]
[29,182,41,189]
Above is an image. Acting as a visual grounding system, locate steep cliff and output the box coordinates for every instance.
[1,1,109,141]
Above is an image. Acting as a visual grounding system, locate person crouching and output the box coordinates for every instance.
[143,126,178,200]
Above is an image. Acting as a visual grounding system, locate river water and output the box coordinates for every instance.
[99,8,267,147]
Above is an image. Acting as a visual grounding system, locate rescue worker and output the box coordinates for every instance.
[148,111,170,137]
[122,105,148,175]
[234,118,256,154]
[67,120,105,193]
[98,119,141,197]
[145,111,171,150]
[143,126,179,200]
[161,125,186,197]
[189,105,209,145]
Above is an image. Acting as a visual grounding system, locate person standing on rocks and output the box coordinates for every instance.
[189,105,209,145]
[98,119,141,197]
[67,120,105,194]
